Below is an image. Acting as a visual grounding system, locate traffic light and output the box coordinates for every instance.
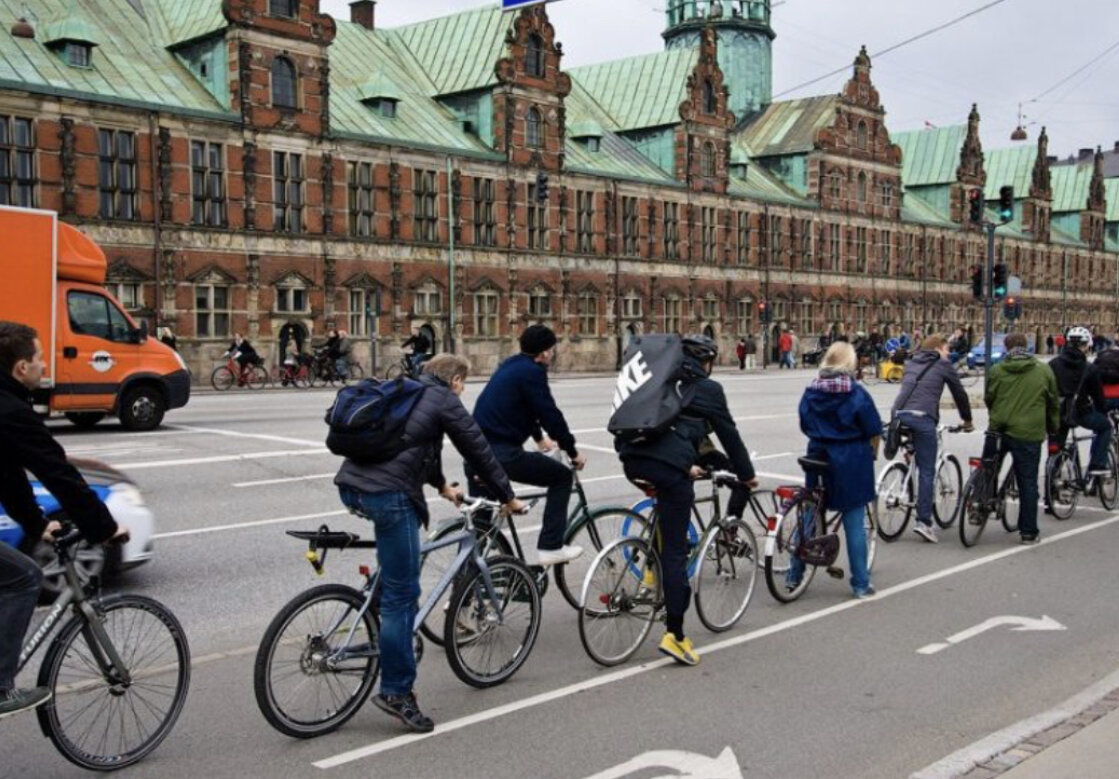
[997,186,1014,223]
[971,265,984,300]
[535,171,549,202]
[757,300,769,323]
[967,188,985,225]
[992,263,1008,299]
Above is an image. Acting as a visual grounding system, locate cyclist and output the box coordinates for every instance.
[616,335,756,666]
[891,334,974,543]
[224,333,259,383]
[1049,326,1111,478]
[0,321,126,720]
[1093,341,1119,413]
[472,325,587,567]
[334,353,523,732]
[984,332,1059,544]
[402,331,432,376]
[798,342,883,597]
[324,328,353,380]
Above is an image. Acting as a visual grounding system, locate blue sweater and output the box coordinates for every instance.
[473,354,579,457]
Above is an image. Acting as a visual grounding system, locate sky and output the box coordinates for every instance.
[320,0,1119,163]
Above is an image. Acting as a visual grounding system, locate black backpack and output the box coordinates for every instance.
[607,334,697,444]
[325,377,426,463]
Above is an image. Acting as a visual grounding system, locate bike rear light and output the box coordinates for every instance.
[1048,443,1060,455]
[358,565,371,577]
[968,457,982,468]
[776,486,798,501]
[766,516,778,532]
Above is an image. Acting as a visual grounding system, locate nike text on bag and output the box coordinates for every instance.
[608,334,694,444]
[325,378,426,462]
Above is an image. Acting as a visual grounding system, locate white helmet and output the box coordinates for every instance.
[1066,326,1093,349]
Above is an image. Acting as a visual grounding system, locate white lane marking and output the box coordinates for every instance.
[153,510,348,539]
[915,615,1066,655]
[754,470,804,482]
[116,448,333,470]
[585,747,743,779]
[569,413,796,436]
[234,473,335,488]
[312,511,1119,769]
[170,425,323,447]
[754,452,794,461]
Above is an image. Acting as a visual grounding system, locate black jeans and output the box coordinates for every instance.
[622,458,694,631]
[695,450,748,519]
[470,443,573,551]
[0,543,43,690]
[1003,436,1042,538]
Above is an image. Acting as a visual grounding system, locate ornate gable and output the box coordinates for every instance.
[1029,127,1052,200]
[675,27,734,194]
[1088,147,1107,212]
[272,270,314,287]
[842,46,879,110]
[1082,146,1107,250]
[1023,127,1052,242]
[955,104,986,186]
[106,259,152,282]
[188,265,238,284]
[342,272,380,289]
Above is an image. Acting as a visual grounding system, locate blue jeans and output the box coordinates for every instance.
[787,504,870,594]
[1075,409,1113,470]
[337,489,421,697]
[898,412,938,526]
[0,542,43,690]
[780,351,793,369]
[334,358,350,379]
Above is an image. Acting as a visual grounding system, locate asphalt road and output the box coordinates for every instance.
[5,369,1119,779]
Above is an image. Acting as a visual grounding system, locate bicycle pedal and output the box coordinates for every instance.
[826,566,845,579]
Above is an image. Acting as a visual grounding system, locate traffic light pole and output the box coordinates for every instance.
[983,222,996,384]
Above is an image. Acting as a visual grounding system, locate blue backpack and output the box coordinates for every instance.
[325,378,426,463]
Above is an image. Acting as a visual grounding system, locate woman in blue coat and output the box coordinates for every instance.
[794,341,883,598]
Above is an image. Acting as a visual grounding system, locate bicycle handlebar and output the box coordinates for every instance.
[708,469,754,491]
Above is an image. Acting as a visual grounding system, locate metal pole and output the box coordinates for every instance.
[983,222,995,384]
[446,156,456,354]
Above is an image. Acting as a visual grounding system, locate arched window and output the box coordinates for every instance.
[271,56,297,109]
[703,79,716,114]
[701,142,715,177]
[857,172,868,202]
[525,34,545,78]
[526,107,543,149]
[856,120,868,150]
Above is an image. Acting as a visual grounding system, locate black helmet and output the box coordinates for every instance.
[682,334,718,362]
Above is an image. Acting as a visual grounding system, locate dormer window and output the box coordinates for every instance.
[269,0,297,18]
[586,137,600,153]
[377,99,396,119]
[64,42,92,67]
[272,56,297,109]
[359,73,402,119]
[525,34,545,78]
[43,17,99,68]
[569,119,604,153]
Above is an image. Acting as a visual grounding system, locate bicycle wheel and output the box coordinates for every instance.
[578,538,661,667]
[863,503,879,572]
[247,364,269,389]
[419,521,513,647]
[294,366,312,389]
[37,594,190,770]
[875,462,912,541]
[695,519,758,632]
[210,366,235,391]
[384,363,403,381]
[933,455,963,529]
[555,507,650,610]
[347,362,365,381]
[764,501,820,604]
[444,556,541,688]
[254,584,379,738]
[1098,449,1119,510]
[1045,451,1078,520]
[998,468,1020,533]
[959,468,991,547]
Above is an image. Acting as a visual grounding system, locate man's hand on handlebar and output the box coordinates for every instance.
[688,465,707,480]
[43,520,131,545]
[537,436,556,453]
[502,498,528,516]
[439,483,464,505]
[571,452,587,471]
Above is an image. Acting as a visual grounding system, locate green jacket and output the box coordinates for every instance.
[985,354,1059,442]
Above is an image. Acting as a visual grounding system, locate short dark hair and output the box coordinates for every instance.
[1004,332,1027,350]
[0,321,38,375]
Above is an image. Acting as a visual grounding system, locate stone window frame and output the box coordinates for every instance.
[857,172,868,203]
[272,150,304,233]
[348,288,368,337]
[702,293,719,321]
[663,201,679,260]
[880,229,893,275]
[413,168,438,243]
[191,140,226,227]
[413,282,442,316]
[881,181,893,210]
[828,223,841,271]
[526,107,543,150]
[798,217,813,270]
[526,285,553,319]
[622,290,643,319]
[195,281,231,339]
[856,120,868,150]
[622,196,640,257]
[736,211,750,265]
[576,290,598,336]
[106,281,142,311]
[274,274,311,315]
[663,294,683,335]
[347,160,375,237]
[798,300,815,334]
[271,55,298,111]
[768,215,784,267]
[855,226,868,273]
[576,190,595,254]
[473,289,500,337]
[736,298,754,336]
[473,177,497,247]
[97,128,137,221]
[0,114,35,208]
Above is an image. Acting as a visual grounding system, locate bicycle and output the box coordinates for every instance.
[955,362,982,388]
[762,457,878,604]
[576,470,759,666]
[311,348,364,386]
[876,424,965,540]
[958,431,1021,547]
[269,355,313,389]
[254,498,541,738]
[210,354,268,390]
[418,459,648,647]
[16,523,190,770]
[1044,425,1119,520]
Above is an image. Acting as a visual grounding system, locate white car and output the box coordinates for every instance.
[0,458,154,600]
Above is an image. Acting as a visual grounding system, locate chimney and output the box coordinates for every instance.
[350,0,375,31]
[1078,147,1093,161]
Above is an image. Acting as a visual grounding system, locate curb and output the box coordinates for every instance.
[910,667,1119,779]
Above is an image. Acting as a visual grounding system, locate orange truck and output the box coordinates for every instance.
[0,205,189,430]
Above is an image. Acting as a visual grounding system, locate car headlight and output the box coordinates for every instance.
[112,484,146,508]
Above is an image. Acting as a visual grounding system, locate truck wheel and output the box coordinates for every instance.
[119,386,165,431]
[65,412,106,429]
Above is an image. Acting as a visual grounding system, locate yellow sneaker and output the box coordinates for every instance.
[642,568,657,588]
[657,632,700,666]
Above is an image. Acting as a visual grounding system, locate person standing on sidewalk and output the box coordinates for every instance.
[985,333,1059,544]
[736,338,747,370]
[891,334,974,543]
[743,333,757,370]
[778,329,793,370]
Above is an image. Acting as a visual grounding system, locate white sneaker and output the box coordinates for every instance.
[912,523,938,544]
[537,545,584,567]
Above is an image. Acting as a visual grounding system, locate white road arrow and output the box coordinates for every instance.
[917,615,1066,655]
[583,746,743,779]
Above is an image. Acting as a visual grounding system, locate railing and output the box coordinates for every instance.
[665,0,770,28]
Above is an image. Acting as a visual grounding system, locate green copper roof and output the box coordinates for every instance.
[568,118,604,138]
[727,162,809,206]
[390,5,509,96]
[900,191,953,227]
[738,95,838,158]
[0,0,231,116]
[1051,163,1093,213]
[569,47,696,131]
[564,81,673,183]
[983,145,1035,200]
[357,70,403,103]
[1106,179,1119,222]
[148,0,226,47]
[893,125,967,187]
[42,15,99,46]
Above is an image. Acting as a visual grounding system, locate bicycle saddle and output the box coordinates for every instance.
[630,478,657,497]
[797,456,830,474]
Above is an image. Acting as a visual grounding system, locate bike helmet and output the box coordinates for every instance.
[682,334,719,362]
[1066,326,1093,349]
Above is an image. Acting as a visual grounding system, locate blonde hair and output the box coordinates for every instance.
[820,341,857,374]
[422,353,471,384]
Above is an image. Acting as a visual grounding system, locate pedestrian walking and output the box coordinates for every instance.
[984,332,1059,543]
[736,338,747,370]
[778,329,793,370]
[1046,334,1054,355]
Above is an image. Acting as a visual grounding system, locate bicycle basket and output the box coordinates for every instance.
[797,532,840,567]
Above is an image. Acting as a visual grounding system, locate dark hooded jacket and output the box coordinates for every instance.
[1050,345,1105,416]
[891,349,972,423]
[799,373,882,512]
[335,373,514,525]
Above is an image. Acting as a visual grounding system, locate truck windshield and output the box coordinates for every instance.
[68,291,132,342]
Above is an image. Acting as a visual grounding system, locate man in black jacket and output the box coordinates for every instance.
[1049,326,1111,476]
[0,322,123,720]
[335,353,522,733]
[615,335,756,666]
[472,325,587,567]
